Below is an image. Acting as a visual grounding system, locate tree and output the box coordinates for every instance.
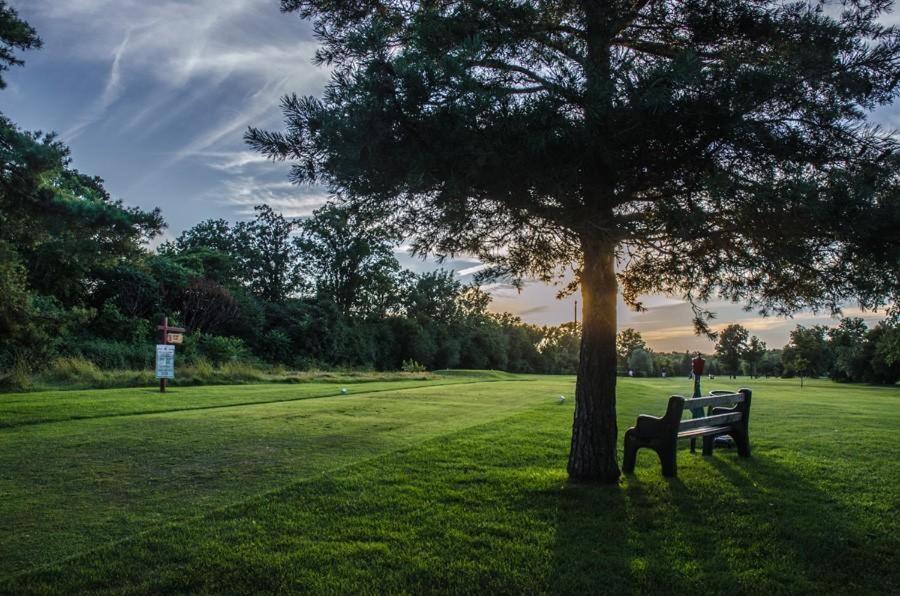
[232,205,303,303]
[537,323,581,374]
[616,328,646,370]
[758,349,782,378]
[296,203,401,317]
[863,321,900,384]
[249,1,900,482]
[715,324,749,378]
[827,317,869,381]
[627,348,653,377]
[0,1,41,89]
[782,325,832,378]
[180,279,240,335]
[742,336,766,378]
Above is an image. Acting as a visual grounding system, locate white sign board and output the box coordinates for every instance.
[155,344,175,379]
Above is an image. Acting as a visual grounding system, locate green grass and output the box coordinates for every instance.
[0,374,897,594]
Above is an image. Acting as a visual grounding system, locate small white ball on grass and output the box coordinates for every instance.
[558,395,566,403]
[340,387,348,395]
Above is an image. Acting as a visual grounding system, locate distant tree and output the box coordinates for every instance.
[758,349,783,378]
[252,0,899,482]
[296,203,401,317]
[616,328,646,371]
[863,321,900,384]
[401,270,468,325]
[715,324,749,379]
[742,336,767,379]
[827,318,869,381]
[793,355,812,388]
[180,279,240,335]
[627,348,654,377]
[680,353,693,378]
[537,323,581,375]
[173,219,235,254]
[232,205,303,303]
[782,325,832,379]
[0,1,41,89]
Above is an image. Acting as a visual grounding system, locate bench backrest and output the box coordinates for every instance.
[684,391,744,410]
[678,388,752,430]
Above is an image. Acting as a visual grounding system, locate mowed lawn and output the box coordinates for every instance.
[1,374,897,594]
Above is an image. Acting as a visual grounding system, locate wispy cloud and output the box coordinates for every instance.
[457,263,489,277]
[63,28,132,139]
[217,176,329,218]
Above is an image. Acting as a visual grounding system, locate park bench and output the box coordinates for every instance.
[622,389,751,478]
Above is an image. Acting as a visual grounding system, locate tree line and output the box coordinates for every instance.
[616,320,899,385]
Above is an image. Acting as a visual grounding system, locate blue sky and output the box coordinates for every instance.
[1,0,896,351]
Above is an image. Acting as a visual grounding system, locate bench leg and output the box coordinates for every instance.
[623,429,638,474]
[733,427,751,458]
[702,435,714,456]
[658,445,677,478]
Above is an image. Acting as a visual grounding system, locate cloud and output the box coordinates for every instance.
[30,0,325,145]
[456,263,489,277]
[63,28,133,140]
[517,305,549,316]
[196,150,273,172]
[217,176,329,218]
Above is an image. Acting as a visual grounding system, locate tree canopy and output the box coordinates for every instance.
[250,0,899,482]
[0,1,40,89]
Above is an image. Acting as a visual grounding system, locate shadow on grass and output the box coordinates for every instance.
[539,451,896,594]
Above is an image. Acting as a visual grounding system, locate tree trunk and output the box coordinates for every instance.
[567,237,620,483]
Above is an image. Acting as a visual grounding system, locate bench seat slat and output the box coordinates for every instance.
[678,412,742,431]
[677,426,731,439]
[683,392,744,410]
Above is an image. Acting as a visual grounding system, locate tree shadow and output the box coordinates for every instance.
[527,450,896,594]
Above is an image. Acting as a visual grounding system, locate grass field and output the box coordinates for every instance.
[1,373,897,594]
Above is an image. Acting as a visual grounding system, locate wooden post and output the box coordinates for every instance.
[159,316,168,393]
[155,318,185,393]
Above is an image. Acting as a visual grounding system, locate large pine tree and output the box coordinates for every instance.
[249,0,899,482]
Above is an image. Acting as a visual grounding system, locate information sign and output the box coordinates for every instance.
[155,344,175,379]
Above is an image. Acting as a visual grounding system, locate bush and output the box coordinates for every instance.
[74,339,151,370]
[0,356,32,391]
[196,334,249,366]
[258,330,292,364]
[43,357,102,384]
[401,359,427,373]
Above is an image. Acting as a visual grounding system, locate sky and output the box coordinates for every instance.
[1,0,895,352]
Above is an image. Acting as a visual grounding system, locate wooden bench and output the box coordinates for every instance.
[622,389,751,478]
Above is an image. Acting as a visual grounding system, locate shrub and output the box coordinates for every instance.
[0,356,32,391]
[197,335,249,366]
[401,359,427,373]
[218,361,265,382]
[258,330,292,364]
[43,357,102,384]
[74,339,151,370]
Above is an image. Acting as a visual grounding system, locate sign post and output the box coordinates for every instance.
[156,317,185,393]
[689,354,706,453]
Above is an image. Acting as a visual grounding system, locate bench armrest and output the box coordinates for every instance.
[635,414,664,437]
